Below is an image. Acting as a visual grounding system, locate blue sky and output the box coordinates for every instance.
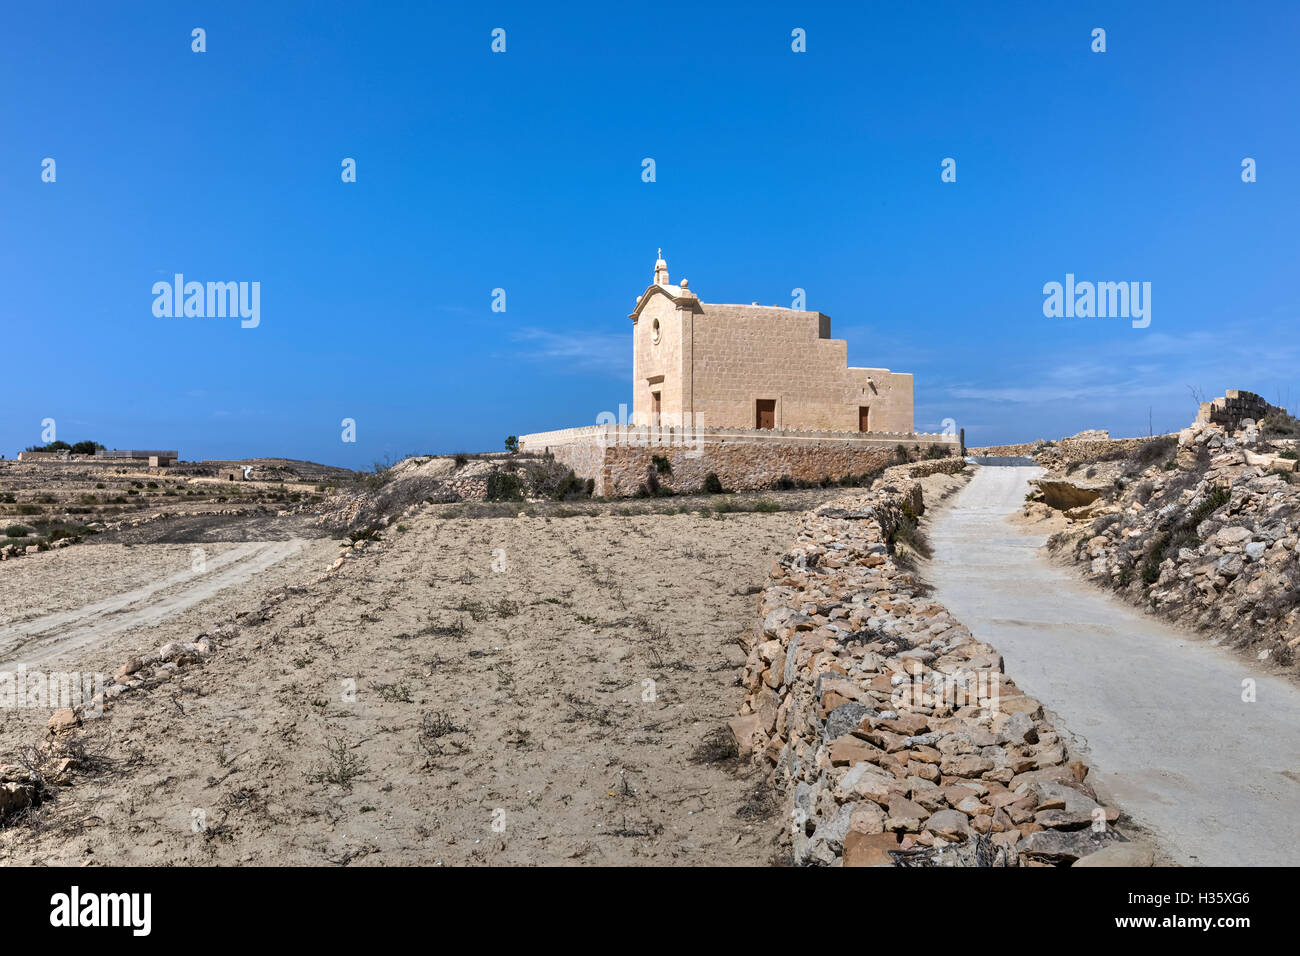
[3,1,1297,467]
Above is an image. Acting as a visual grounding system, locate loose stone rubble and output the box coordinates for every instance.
[0,631,224,823]
[733,462,1128,866]
[1044,395,1300,663]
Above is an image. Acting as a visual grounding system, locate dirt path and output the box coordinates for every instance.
[0,541,306,670]
[926,461,1300,866]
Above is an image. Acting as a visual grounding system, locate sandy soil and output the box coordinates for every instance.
[0,496,840,866]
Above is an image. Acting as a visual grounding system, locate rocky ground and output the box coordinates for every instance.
[1037,410,1300,672]
[1,489,848,865]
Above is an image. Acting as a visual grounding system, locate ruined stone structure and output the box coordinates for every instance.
[630,254,913,432]
[518,255,952,495]
[1194,389,1272,433]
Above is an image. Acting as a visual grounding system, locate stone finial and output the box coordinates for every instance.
[654,250,669,286]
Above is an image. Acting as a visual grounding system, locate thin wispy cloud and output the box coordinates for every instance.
[507,327,629,376]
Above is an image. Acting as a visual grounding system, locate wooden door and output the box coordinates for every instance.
[651,392,661,425]
[859,406,870,432]
[756,399,776,429]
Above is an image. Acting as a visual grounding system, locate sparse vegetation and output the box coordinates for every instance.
[1126,435,1178,474]
[1262,408,1300,438]
[306,736,368,787]
[375,681,414,703]
[485,469,525,502]
[690,726,739,764]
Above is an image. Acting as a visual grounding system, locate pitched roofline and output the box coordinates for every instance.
[628,283,702,321]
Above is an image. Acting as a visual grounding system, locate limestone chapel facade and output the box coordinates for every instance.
[628,253,914,433]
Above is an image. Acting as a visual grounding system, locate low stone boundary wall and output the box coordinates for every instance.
[967,442,1041,457]
[971,434,1173,467]
[520,425,960,497]
[901,457,967,479]
[731,473,1125,866]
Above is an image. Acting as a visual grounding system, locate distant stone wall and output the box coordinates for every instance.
[970,434,1173,465]
[15,451,64,462]
[968,442,1039,458]
[519,425,961,497]
[1054,436,1163,465]
[901,457,967,478]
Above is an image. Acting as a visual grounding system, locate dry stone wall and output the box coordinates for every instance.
[731,465,1127,866]
[603,441,899,497]
[971,433,1172,467]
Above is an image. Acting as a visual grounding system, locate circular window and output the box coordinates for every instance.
[652,319,661,344]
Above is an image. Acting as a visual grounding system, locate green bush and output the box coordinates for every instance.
[4,525,32,537]
[651,454,672,476]
[504,435,519,453]
[516,459,591,500]
[485,469,525,502]
[1140,487,1230,585]
[702,472,724,494]
[548,470,590,500]
[1189,486,1231,526]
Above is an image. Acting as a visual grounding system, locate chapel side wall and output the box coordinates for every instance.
[853,370,913,434]
[688,304,913,432]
